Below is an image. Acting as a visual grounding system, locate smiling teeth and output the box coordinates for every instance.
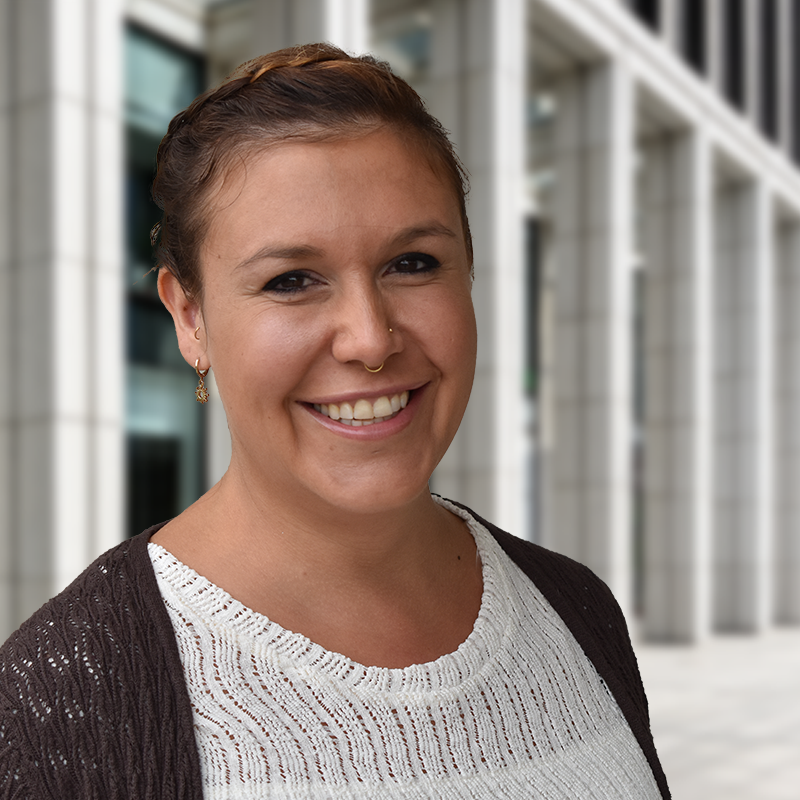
[314,391,409,426]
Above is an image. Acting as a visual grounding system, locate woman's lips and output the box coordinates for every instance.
[303,385,425,438]
[312,390,410,427]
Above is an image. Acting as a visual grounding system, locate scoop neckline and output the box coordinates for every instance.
[148,497,515,695]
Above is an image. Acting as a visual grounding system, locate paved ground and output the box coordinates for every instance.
[634,627,800,800]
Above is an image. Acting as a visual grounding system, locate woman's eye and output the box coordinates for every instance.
[262,271,315,294]
[390,253,441,274]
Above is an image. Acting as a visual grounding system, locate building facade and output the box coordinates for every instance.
[1,0,799,645]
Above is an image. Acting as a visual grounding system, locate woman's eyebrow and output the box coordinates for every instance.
[388,222,459,248]
[233,222,458,272]
[233,244,325,271]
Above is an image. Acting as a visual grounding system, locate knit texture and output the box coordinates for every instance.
[150,498,661,798]
[0,531,204,800]
[459,504,670,799]
[0,500,670,799]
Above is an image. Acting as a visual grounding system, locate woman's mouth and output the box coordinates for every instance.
[312,391,410,427]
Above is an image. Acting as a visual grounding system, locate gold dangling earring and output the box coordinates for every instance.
[195,359,210,403]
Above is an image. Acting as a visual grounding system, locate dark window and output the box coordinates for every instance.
[794,6,800,163]
[127,296,190,369]
[724,0,745,111]
[124,25,207,536]
[682,0,706,74]
[629,0,660,31]
[760,0,779,141]
[127,435,182,537]
[524,218,541,398]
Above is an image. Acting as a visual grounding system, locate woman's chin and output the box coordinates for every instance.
[300,471,432,519]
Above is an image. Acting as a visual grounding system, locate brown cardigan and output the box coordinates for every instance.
[0,504,670,799]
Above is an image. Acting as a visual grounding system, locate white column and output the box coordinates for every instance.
[777,0,795,158]
[548,61,635,614]
[252,0,368,55]
[426,0,528,535]
[744,0,761,128]
[714,181,774,632]
[0,0,124,639]
[775,224,800,624]
[641,130,713,642]
[0,0,12,639]
[659,0,681,54]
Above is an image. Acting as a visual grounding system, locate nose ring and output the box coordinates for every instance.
[363,328,393,372]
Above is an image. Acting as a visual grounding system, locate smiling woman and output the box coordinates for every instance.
[0,44,670,799]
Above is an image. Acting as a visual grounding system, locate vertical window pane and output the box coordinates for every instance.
[794,7,800,164]
[629,0,661,31]
[682,0,706,75]
[760,0,779,141]
[124,25,206,536]
[724,0,745,111]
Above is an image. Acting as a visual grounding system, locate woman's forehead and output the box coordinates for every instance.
[202,132,462,249]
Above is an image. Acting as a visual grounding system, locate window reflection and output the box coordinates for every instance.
[124,25,206,537]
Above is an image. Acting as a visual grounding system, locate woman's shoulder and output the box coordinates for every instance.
[1,528,161,665]
[440,497,617,609]
[442,497,670,799]
[0,525,202,797]
[445,498,632,666]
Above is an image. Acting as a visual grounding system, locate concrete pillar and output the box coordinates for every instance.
[713,181,774,632]
[777,0,795,158]
[743,0,761,127]
[775,223,800,624]
[252,0,368,55]
[425,0,528,535]
[659,0,681,53]
[641,130,713,642]
[0,0,124,639]
[547,61,636,614]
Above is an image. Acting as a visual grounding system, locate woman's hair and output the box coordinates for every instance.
[151,43,472,301]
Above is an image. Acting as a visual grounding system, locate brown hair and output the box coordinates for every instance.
[151,43,472,301]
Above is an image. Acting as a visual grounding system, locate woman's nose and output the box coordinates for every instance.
[330,288,402,368]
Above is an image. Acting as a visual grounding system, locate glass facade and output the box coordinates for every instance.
[124,26,206,537]
[724,0,746,112]
[759,0,779,142]
[682,0,706,75]
[629,0,660,32]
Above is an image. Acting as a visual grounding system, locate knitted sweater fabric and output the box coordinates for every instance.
[0,502,670,799]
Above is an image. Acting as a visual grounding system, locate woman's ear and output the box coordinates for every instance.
[157,269,206,367]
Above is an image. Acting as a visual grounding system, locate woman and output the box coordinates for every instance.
[1,45,669,798]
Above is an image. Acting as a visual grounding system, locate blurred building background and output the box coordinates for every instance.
[3,0,800,795]
[2,0,800,717]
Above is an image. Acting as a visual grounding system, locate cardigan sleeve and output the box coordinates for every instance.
[0,532,204,800]
[0,709,42,800]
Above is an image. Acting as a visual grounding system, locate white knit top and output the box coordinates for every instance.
[149,499,660,799]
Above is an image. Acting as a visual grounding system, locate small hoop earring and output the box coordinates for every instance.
[194,326,201,341]
[195,358,210,403]
[364,362,384,373]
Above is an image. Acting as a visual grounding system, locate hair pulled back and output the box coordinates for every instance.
[151,43,471,301]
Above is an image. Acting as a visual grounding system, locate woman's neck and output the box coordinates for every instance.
[150,469,483,668]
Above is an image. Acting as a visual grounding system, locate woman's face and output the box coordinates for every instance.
[165,129,477,517]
